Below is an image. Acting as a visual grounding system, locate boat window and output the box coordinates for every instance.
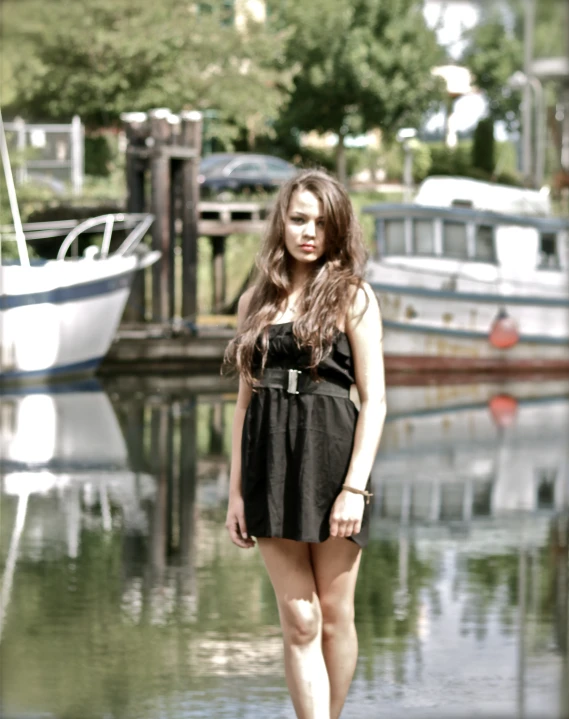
[413,220,435,254]
[451,199,473,209]
[538,232,560,269]
[536,468,557,509]
[472,479,493,517]
[475,225,495,262]
[384,220,406,255]
[443,222,468,259]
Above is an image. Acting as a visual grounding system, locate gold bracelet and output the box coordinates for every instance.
[341,484,373,504]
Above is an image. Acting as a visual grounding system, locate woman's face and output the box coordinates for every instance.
[283,189,326,267]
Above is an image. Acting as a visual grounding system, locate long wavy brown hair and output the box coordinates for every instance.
[223,169,368,384]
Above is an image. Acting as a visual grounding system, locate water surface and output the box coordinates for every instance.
[1,376,568,718]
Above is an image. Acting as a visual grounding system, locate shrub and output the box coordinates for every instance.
[85,134,113,177]
[472,118,495,175]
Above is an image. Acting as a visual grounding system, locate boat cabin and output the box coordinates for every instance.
[362,203,569,275]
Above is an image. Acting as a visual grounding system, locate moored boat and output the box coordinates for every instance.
[364,176,569,372]
[0,214,159,384]
[0,110,159,385]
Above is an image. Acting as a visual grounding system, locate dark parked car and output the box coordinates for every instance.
[198,153,298,197]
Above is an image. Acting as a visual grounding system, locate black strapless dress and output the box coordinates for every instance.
[241,322,371,548]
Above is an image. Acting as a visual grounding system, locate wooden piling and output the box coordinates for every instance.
[210,236,227,313]
[149,111,174,322]
[180,112,202,326]
[122,114,149,323]
[208,401,225,455]
[122,108,202,327]
[179,398,197,566]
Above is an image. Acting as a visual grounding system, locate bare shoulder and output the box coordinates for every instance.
[237,286,256,325]
[347,281,381,328]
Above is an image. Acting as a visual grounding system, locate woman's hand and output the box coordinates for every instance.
[225,493,256,549]
[329,490,365,539]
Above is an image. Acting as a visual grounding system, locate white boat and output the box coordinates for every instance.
[0,213,159,383]
[364,176,569,372]
[0,111,160,384]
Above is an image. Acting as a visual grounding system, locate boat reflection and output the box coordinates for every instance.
[374,378,569,526]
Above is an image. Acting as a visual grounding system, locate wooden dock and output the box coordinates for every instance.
[100,319,236,375]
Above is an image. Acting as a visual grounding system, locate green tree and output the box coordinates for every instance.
[7,0,292,147]
[274,0,445,183]
[462,14,522,127]
[472,117,496,175]
[462,0,568,128]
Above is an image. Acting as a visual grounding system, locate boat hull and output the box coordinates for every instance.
[0,256,156,384]
[370,271,569,372]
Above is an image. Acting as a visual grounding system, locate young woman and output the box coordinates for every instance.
[224,169,386,719]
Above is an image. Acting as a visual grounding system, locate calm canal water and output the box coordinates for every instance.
[1,375,568,719]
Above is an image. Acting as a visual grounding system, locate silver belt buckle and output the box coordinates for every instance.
[287,369,301,394]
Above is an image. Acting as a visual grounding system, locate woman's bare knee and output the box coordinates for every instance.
[320,595,354,642]
[279,595,322,646]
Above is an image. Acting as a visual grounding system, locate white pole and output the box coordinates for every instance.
[0,108,29,267]
[531,78,546,188]
[522,0,535,184]
[14,116,27,185]
[70,115,84,196]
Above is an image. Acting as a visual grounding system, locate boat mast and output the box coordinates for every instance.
[0,107,30,267]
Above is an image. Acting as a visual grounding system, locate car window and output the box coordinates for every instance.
[200,155,233,176]
[265,159,294,176]
[265,159,290,171]
[227,161,264,176]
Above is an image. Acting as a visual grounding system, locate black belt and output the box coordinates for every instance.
[254,368,350,398]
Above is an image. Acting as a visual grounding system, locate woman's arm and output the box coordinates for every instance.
[330,282,386,538]
[225,289,255,548]
[344,282,386,489]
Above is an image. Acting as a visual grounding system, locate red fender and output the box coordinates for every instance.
[489,309,519,349]
[488,394,518,428]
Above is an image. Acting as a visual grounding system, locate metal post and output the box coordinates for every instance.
[532,78,546,188]
[70,115,84,196]
[403,141,413,202]
[0,108,29,267]
[562,0,569,171]
[522,0,535,184]
[180,111,202,327]
[13,116,26,185]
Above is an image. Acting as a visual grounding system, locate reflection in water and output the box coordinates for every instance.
[0,378,568,718]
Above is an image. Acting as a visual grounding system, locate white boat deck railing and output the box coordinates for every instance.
[54,213,155,260]
[1,213,155,262]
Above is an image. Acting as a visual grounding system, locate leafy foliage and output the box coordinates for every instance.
[8,0,292,146]
[273,0,445,177]
[462,0,568,128]
[462,14,522,127]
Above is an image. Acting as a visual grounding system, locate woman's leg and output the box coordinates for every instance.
[309,537,362,719]
[257,537,330,719]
